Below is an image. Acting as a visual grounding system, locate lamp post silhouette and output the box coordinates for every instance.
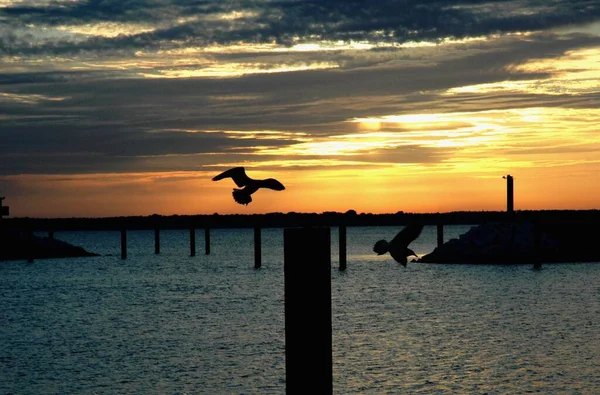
[502,175,514,214]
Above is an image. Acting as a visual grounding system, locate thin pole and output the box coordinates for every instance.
[437,224,444,247]
[505,174,514,213]
[154,226,160,254]
[338,225,347,270]
[254,226,261,269]
[190,227,196,256]
[121,228,127,259]
[205,227,210,255]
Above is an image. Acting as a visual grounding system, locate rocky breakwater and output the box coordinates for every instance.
[1,230,98,261]
[419,221,600,264]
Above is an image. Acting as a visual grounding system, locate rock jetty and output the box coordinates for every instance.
[419,220,599,264]
[1,230,98,261]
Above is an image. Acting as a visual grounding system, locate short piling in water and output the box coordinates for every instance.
[205,227,210,255]
[437,224,444,247]
[154,226,160,255]
[121,228,127,259]
[27,230,34,263]
[338,225,347,270]
[254,226,261,269]
[48,230,54,240]
[533,222,542,270]
[190,227,196,256]
[284,227,332,395]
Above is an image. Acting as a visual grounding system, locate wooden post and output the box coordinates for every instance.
[338,225,347,270]
[284,227,332,395]
[205,227,210,255]
[121,228,127,259]
[505,174,514,214]
[437,224,444,247]
[190,227,196,256]
[154,226,160,255]
[27,229,34,263]
[48,230,54,239]
[533,222,542,270]
[254,226,262,269]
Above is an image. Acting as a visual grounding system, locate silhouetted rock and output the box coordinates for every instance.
[419,220,600,264]
[1,230,98,261]
[419,221,553,264]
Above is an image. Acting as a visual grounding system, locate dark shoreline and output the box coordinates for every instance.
[2,209,598,263]
[2,209,599,231]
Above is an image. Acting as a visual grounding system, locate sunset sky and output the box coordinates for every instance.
[1,0,599,218]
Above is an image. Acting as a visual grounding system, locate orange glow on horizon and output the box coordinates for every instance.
[4,163,599,218]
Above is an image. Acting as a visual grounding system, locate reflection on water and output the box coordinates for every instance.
[1,226,599,394]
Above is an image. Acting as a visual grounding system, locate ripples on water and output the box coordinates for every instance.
[2,226,599,394]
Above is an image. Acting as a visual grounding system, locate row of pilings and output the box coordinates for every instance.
[114,223,446,270]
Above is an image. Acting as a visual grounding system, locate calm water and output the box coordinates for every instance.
[2,225,600,394]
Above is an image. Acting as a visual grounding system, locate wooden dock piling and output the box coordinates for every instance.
[338,225,347,270]
[27,230,34,263]
[437,224,444,247]
[284,227,332,395]
[154,226,160,254]
[505,174,514,214]
[254,227,262,269]
[190,227,196,256]
[205,227,210,255]
[120,228,127,259]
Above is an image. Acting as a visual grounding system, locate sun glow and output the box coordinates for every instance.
[237,107,600,179]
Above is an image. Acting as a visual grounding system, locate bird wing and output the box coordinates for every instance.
[391,223,424,248]
[261,178,285,191]
[212,167,251,187]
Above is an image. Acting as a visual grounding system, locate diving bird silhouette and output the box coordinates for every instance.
[212,167,285,205]
[373,223,424,266]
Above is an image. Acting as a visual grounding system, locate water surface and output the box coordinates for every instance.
[2,226,599,394]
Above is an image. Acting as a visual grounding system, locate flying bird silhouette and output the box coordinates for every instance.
[212,167,285,205]
[373,223,424,266]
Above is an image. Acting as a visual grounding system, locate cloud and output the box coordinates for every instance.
[2,0,599,56]
[1,1,599,180]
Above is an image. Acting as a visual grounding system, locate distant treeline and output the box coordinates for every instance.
[2,209,599,231]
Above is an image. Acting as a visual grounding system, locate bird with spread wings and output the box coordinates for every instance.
[373,223,424,266]
[212,167,285,205]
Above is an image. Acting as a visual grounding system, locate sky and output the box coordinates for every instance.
[1,0,599,218]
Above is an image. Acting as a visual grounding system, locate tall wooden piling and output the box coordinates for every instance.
[284,227,332,395]
[190,227,196,256]
[205,227,210,255]
[120,228,127,259]
[338,225,347,270]
[505,174,514,214]
[254,227,261,269]
[437,224,444,247]
[48,230,54,239]
[154,226,160,255]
